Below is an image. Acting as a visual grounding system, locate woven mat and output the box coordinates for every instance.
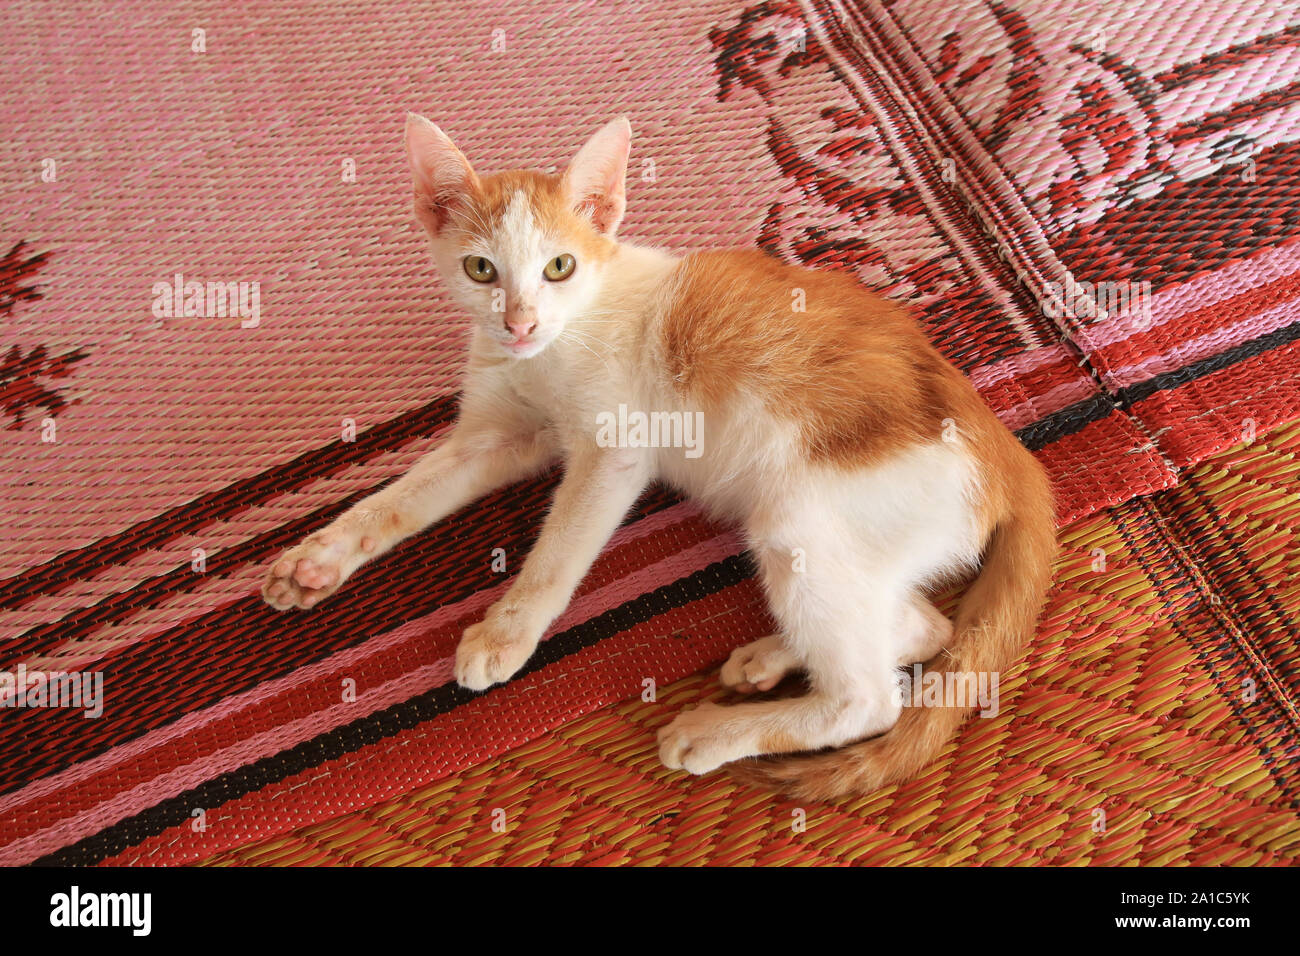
[2,0,1298,865]
[197,422,1300,866]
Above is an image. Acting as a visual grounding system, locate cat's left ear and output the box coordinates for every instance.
[564,117,631,237]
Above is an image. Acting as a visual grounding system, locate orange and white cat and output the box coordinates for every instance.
[262,115,1057,799]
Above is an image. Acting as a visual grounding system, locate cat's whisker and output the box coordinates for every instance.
[557,330,613,372]
[560,326,616,351]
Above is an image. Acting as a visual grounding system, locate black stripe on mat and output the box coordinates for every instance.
[1115,316,1300,407]
[29,552,757,867]
[1015,317,1300,451]
[1014,394,1115,451]
[0,395,459,612]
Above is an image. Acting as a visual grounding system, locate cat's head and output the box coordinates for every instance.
[405,113,631,359]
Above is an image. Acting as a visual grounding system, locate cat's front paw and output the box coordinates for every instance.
[454,614,538,691]
[261,530,361,611]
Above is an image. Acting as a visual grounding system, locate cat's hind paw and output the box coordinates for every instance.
[719,634,799,693]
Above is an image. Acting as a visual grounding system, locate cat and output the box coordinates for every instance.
[262,114,1057,799]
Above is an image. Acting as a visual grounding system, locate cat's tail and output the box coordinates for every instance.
[731,449,1057,801]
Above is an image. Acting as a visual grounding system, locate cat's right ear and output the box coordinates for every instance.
[405,113,480,232]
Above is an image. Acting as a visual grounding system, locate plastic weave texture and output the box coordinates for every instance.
[1,0,1297,864]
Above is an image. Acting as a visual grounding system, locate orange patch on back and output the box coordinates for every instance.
[663,251,933,457]
[658,248,1034,527]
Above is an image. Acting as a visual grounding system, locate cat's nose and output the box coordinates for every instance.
[505,315,537,338]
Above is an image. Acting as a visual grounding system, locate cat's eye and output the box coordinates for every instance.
[543,254,576,281]
[463,256,497,283]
